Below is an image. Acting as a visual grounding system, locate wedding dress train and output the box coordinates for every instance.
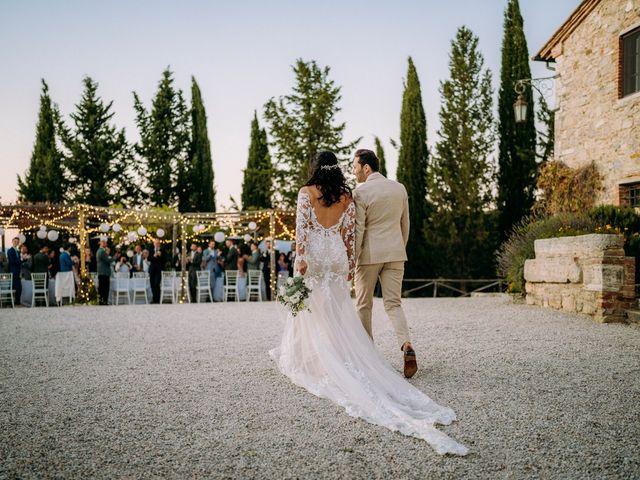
[270,191,468,456]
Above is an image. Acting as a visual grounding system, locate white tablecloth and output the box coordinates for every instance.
[55,271,76,303]
[20,279,56,307]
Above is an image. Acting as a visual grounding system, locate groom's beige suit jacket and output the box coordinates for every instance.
[353,172,410,265]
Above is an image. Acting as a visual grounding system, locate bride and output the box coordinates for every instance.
[270,151,468,456]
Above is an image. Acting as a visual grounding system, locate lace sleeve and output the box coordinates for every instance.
[341,201,356,281]
[294,190,312,275]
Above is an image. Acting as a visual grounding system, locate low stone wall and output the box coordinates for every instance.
[524,234,636,323]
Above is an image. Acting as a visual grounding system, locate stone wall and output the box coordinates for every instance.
[551,0,640,205]
[524,234,636,322]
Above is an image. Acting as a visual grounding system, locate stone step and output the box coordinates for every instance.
[625,309,640,325]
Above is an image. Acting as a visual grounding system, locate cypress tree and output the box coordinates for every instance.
[264,59,360,208]
[134,68,190,208]
[374,136,388,177]
[241,112,273,210]
[396,57,430,278]
[187,76,216,212]
[497,0,537,237]
[57,77,135,206]
[427,26,496,278]
[17,79,65,203]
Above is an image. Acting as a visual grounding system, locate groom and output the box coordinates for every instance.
[352,149,417,378]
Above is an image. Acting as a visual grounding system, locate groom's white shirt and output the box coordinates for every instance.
[353,172,410,265]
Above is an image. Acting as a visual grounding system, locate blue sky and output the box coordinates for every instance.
[0,0,579,209]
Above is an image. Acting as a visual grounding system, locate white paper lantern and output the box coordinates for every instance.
[39,225,47,231]
[214,231,225,243]
[69,237,77,244]
[126,249,134,258]
[47,230,59,242]
[112,223,122,232]
[156,228,165,238]
[36,229,47,239]
[18,234,26,244]
[137,226,147,236]
[248,221,257,231]
[243,234,251,242]
[99,223,110,232]
[127,231,138,242]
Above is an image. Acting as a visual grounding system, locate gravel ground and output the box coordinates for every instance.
[1,297,639,479]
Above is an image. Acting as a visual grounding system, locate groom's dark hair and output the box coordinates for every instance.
[354,149,380,172]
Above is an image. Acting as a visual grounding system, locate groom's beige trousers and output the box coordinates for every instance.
[355,261,411,348]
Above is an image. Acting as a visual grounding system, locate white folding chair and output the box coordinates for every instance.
[131,272,149,304]
[160,271,176,304]
[246,270,263,302]
[31,272,49,307]
[223,270,240,302]
[196,270,212,303]
[0,273,15,308]
[113,272,130,305]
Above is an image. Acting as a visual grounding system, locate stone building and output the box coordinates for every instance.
[535,0,640,207]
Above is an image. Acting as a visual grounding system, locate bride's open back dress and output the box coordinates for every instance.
[270,191,468,456]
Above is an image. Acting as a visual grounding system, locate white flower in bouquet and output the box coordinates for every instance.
[287,277,294,286]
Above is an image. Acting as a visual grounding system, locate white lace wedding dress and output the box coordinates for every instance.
[270,191,468,456]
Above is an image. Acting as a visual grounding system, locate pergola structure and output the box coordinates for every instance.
[0,203,296,302]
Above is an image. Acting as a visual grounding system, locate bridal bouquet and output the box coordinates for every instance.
[277,276,311,317]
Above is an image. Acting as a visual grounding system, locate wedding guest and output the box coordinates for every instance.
[247,243,260,270]
[96,239,114,305]
[7,237,22,303]
[141,249,151,273]
[277,253,289,272]
[202,240,218,296]
[59,245,73,273]
[149,239,165,303]
[225,239,238,270]
[131,244,144,272]
[115,256,132,274]
[33,245,50,287]
[85,247,97,273]
[48,250,59,279]
[287,242,297,277]
[237,254,246,277]
[0,251,8,273]
[261,240,273,300]
[20,245,32,280]
[187,243,202,301]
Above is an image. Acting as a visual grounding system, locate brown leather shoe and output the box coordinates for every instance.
[403,347,418,378]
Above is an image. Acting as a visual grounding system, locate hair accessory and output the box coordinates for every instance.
[320,164,340,171]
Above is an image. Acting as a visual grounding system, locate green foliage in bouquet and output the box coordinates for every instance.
[277,276,311,317]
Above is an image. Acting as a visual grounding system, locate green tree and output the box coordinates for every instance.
[134,68,190,208]
[241,112,273,210]
[497,0,537,237]
[374,136,388,177]
[57,77,136,206]
[396,57,430,278]
[427,26,497,278]
[264,59,360,207]
[186,76,216,212]
[17,79,65,203]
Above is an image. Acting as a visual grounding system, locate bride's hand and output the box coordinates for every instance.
[297,259,308,275]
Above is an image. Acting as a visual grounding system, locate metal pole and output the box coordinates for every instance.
[269,211,276,300]
[179,218,188,303]
[78,205,87,277]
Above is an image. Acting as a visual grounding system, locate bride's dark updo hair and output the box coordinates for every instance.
[304,151,352,207]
